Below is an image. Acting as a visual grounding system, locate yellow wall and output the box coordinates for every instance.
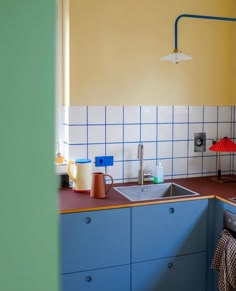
[63,0,236,105]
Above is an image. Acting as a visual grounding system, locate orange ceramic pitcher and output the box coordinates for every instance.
[90,172,113,199]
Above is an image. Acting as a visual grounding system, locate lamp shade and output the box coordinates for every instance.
[209,137,236,152]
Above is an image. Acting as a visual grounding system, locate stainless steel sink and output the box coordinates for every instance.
[114,183,199,201]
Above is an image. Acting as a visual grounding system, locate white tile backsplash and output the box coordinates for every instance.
[63,105,235,181]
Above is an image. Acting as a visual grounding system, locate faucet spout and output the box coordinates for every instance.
[137,143,144,185]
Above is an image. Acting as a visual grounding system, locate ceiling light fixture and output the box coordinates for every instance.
[160,14,236,64]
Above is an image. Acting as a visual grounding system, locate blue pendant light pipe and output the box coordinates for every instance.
[174,14,236,50]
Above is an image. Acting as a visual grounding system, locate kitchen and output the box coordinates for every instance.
[2,1,236,291]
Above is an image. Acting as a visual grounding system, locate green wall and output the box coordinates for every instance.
[0,1,58,291]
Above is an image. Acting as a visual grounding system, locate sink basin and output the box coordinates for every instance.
[114,183,199,201]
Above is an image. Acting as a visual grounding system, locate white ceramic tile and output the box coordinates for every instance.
[143,159,156,177]
[106,143,123,161]
[68,126,87,144]
[202,156,217,174]
[124,143,139,160]
[188,157,202,174]
[157,124,173,141]
[124,106,140,123]
[124,160,139,180]
[189,106,204,123]
[173,158,187,175]
[88,144,106,160]
[141,124,156,142]
[68,106,87,124]
[88,106,105,124]
[106,162,123,181]
[106,125,123,143]
[88,125,105,143]
[158,141,172,158]
[204,106,217,122]
[218,106,232,122]
[205,140,216,156]
[141,106,156,123]
[203,123,217,139]
[106,106,123,124]
[143,142,156,159]
[218,123,232,139]
[173,124,188,140]
[124,124,140,142]
[173,106,188,123]
[173,141,188,158]
[67,144,88,160]
[188,124,204,141]
[220,155,232,172]
[64,125,69,144]
[158,106,173,123]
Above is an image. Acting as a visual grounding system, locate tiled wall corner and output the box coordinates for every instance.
[63,105,236,183]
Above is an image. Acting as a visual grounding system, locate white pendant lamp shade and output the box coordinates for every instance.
[160,49,192,64]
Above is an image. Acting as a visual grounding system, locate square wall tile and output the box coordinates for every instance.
[204,106,217,122]
[158,124,173,141]
[124,160,139,180]
[106,162,123,182]
[141,124,156,142]
[66,106,87,125]
[173,106,188,123]
[202,156,217,174]
[68,126,87,144]
[218,123,232,139]
[188,157,202,175]
[143,142,156,160]
[88,106,105,124]
[173,124,188,140]
[124,106,140,123]
[173,141,188,158]
[141,106,157,123]
[88,144,106,160]
[160,159,172,178]
[158,106,173,123]
[106,125,123,143]
[124,143,139,160]
[203,123,217,139]
[158,141,172,159]
[106,143,123,161]
[66,144,88,161]
[124,124,140,142]
[189,106,203,123]
[106,106,123,124]
[189,124,204,141]
[173,158,188,176]
[218,106,232,122]
[88,125,105,143]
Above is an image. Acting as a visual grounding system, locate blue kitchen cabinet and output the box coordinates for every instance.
[131,199,208,291]
[132,199,208,262]
[132,252,206,291]
[60,208,131,291]
[62,264,130,291]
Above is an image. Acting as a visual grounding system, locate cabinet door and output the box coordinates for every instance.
[60,208,130,273]
[132,199,208,262]
[132,252,206,291]
[62,264,130,291]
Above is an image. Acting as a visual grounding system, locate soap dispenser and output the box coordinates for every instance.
[153,162,164,184]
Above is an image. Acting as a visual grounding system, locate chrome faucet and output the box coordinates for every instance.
[137,143,153,185]
[137,143,144,185]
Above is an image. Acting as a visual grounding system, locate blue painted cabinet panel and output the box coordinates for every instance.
[132,199,208,262]
[60,208,131,274]
[132,252,206,291]
[61,264,130,291]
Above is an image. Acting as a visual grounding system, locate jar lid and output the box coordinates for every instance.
[75,158,91,164]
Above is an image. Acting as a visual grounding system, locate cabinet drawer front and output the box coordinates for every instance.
[132,252,206,291]
[132,199,208,262]
[60,208,131,273]
[61,265,130,291]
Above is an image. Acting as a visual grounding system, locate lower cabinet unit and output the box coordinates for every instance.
[131,199,208,291]
[60,208,131,291]
[62,264,130,291]
[132,252,206,291]
[60,199,209,291]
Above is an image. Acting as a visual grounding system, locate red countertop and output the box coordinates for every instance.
[59,176,236,214]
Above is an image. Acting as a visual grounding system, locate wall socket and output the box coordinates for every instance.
[194,132,206,152]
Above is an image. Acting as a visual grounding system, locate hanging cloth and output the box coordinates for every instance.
[211,229,236,291]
